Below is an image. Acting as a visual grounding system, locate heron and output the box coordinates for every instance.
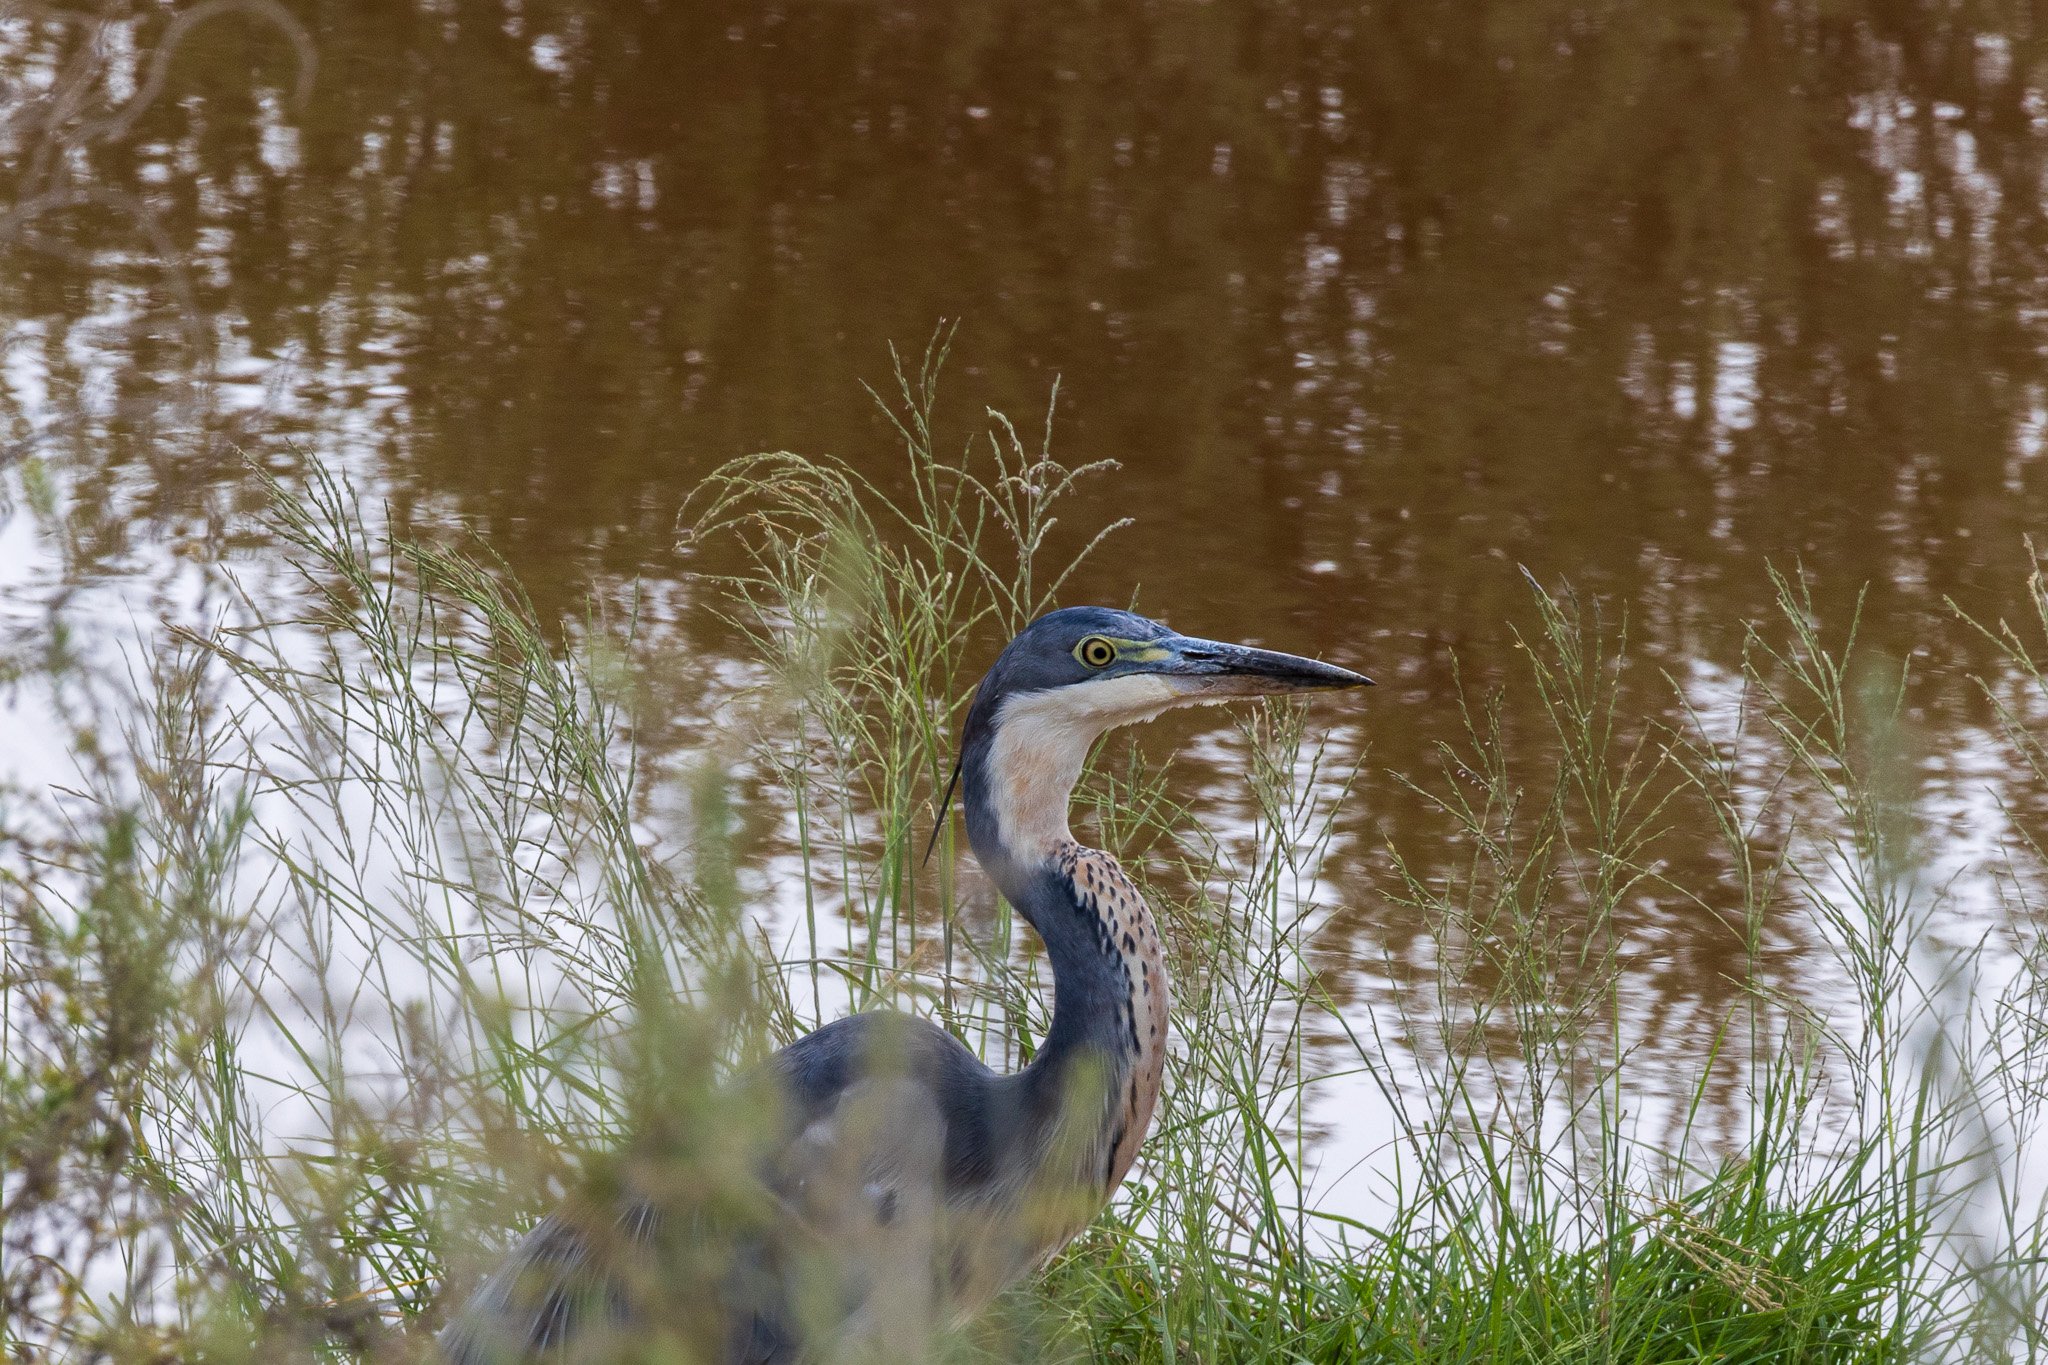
[440,606,1370,1363]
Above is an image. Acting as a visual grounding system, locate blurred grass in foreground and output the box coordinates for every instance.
[5,342,2048,1361]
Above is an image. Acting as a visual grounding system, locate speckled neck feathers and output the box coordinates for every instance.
[1045,842,1169,1193]
[957,680,1174,1207]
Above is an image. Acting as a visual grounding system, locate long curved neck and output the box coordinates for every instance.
[959,702,1170,1195]
[960,707,1127,1057]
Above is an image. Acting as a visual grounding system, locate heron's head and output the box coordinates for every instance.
[955,606,1371,866]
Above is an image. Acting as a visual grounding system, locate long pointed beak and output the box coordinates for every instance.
[1151,633,1372,700]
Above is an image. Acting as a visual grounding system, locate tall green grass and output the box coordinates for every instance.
[4,343,2047,1360]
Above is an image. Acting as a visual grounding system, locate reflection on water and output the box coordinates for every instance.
[6,1,2048,1193]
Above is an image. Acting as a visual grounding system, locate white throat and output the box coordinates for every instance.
[984,674,1181,859]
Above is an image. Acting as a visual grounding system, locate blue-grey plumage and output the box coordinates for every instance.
[437,606,1369,1363]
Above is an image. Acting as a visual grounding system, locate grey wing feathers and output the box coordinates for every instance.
[438,1199,659,1364]
[761,1076,948,1360]
[438,1013,990,1364]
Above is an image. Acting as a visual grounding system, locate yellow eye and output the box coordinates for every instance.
[1076,636,1117,669]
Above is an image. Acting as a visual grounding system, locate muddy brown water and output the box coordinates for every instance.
[5,2,2048,1190]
